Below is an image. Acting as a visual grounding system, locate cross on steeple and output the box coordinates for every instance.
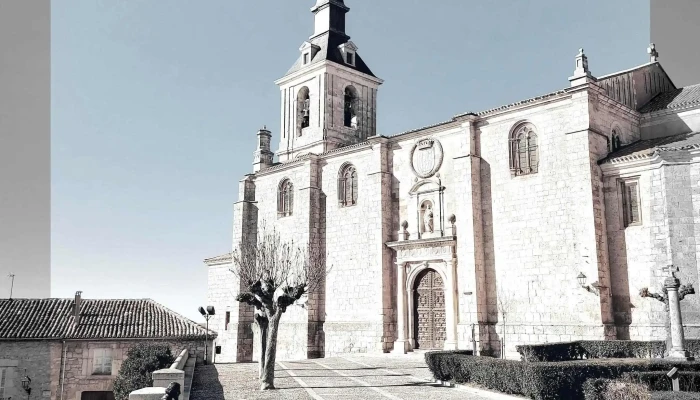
[648,43,659,62]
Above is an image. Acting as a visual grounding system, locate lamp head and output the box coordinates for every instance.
[577,272,587,287]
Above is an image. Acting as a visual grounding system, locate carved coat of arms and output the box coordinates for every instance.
[410,138,444,178]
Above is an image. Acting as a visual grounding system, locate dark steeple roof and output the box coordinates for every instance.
[284,33,376,78]
[281,1,376,79]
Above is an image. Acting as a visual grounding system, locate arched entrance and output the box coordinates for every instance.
[412,268,446,349]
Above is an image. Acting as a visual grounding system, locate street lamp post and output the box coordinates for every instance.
[198,306,215,365]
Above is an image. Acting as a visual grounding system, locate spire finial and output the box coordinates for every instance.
[573,48,590,75]
[648,43,659,62]
[569,47,595,87]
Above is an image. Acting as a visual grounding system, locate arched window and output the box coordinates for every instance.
[344,86,358,129]
[338,164,358,207]
[509,123,539,176]
[278,179,294,217]
[297,87,310,136]
[611,128,622,151]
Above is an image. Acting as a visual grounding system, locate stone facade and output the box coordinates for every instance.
[205,1,700,361]
[0,339,210,400]
[51,340,209,400]
[0,342,52,400]
[0,296,215,400]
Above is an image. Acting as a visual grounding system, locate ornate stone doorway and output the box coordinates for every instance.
[413,269,446,349]
[386,236,458,354]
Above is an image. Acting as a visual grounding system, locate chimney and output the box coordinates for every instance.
[73,291,82,325]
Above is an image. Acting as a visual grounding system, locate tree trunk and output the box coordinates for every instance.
[260,312,282,390]
[259,322,268,379]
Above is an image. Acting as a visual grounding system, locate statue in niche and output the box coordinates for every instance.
[423,206,434,233]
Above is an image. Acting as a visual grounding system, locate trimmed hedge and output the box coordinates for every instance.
[624,371,700,392]
[651,393,700,399]
[516,340,690,362]
[426,351,700,400]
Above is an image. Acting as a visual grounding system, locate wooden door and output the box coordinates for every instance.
[413,269,446,349]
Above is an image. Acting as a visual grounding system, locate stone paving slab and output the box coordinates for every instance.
[190,353,525,400]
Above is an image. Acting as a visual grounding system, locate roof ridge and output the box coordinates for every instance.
[146,299,214,334]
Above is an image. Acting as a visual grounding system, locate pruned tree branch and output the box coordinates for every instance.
[680,284,695,301]
[639,287,668,305]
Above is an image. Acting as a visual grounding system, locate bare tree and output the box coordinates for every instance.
[497,286,517,359]
[229,222,327,390]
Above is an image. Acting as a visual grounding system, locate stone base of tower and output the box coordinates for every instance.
[213,321,254,363]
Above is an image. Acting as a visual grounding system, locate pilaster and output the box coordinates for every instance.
[453,117,488,352]
[304,155,326,358]
[367,137,395,352]
[230,175,258,362]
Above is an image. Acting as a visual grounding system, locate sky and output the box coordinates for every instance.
[50,0,650,322]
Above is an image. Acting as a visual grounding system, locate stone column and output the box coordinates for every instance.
[665,275,692,360]
[392,262,412,354]
[444,259,458,350]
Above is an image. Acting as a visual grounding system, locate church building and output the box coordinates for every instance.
[206,0,700,361]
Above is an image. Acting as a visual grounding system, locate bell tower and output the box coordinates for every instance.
[274,0,383,162]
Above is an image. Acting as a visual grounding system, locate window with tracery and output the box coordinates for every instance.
[344,86,358,129]
[298,87,310,135]
[338,164,358,207]
[278,179,294,217]
[509,123,539,176]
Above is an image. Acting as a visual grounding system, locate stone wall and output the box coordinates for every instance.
[474,88,611,357]
[0,341,52,400]
[206,258,254,364]
[604,157,700,341]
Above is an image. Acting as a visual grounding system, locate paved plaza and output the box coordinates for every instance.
[190,352,523,400]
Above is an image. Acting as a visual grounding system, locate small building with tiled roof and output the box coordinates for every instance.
[0,292,216,400]
[206,2,700,363]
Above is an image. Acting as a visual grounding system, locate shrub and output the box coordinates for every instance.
[112,343,176,400]
[581,341,666,359]
[516,340,683,362]
[425,351,700,400]
[624,371,700,392]
[651,393,700,400]
[583,378,650,400]
[517,341,584,362]
[583,378,610,400]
